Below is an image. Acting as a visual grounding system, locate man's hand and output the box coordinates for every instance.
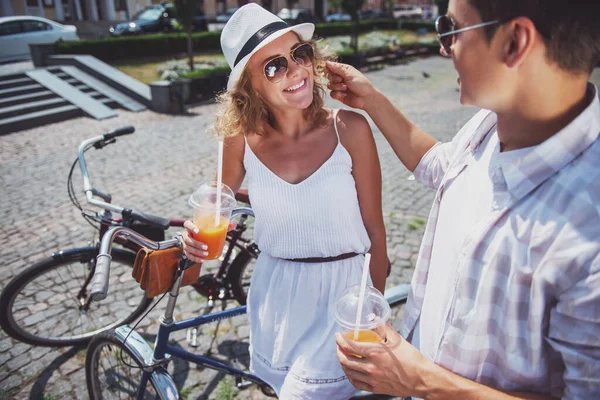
[336,323,431,398]
[325,61,379,111]
[337,324,558,400]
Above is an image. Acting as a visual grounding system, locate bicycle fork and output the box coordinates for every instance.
[120,268,187,400]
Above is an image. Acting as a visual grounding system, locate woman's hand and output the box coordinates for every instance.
[181,220,238,263]
[182,220,209,263]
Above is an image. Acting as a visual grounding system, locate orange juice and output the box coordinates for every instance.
[344,330,382,343]
[192,215,229,260]
[343,330,382,358]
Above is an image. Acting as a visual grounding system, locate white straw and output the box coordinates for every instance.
[354,253,371,340]
[215,141,223,226]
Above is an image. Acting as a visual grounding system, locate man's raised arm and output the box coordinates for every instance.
[326,61,438,172]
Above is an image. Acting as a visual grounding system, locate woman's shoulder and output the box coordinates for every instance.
[331,108,372,144]
[224,133,246,160]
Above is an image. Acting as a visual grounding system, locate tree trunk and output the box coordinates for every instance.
[351,16,359,53]
[187,28,194,71]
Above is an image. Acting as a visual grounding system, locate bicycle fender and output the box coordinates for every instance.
[51,246,134,261]
[113,326,179,400]
[51,246,97,261]
[384,283,410,306]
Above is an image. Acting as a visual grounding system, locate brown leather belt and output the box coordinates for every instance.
[283,252,360,263]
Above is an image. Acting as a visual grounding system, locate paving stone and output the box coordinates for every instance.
[0,373,23,392]
[0,338,12,353]
[7,352,31,371]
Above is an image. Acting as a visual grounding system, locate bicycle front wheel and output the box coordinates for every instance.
[86,331,160,400]
[0,247,151,347]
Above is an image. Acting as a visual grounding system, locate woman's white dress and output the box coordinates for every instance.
[244,109,372,399]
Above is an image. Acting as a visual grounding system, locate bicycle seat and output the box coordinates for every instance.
[123,208,171,230]
[235,189,250,205]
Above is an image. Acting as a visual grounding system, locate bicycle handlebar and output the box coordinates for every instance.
[91,207,255,300]
[78,126,137,215]
[91,254,112,301]
[90,226,180,300]
[103,125,134,140]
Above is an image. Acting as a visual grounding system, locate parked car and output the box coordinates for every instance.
[216,8,239,23]
[325,12,351,22]
[109,4,175,36]
[392,5,423,19]
[0,16,79,63]
[277,8,315,25]
[359,9,392,20]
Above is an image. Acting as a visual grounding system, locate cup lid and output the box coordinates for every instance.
[188,181,236,210]
[333,285,391,331]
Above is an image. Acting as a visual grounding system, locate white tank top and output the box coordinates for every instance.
[243,109,371,259]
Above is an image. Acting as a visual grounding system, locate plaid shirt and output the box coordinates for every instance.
[402,85,600,399]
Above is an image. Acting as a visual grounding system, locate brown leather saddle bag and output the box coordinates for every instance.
[132,247,201,298]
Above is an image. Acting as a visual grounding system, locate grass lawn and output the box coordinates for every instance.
[114,30,437,83]
[115,54,225,83]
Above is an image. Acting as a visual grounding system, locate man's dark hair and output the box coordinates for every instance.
[468,0,600,74]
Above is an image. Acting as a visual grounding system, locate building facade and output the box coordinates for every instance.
[2,0,165,21]
[1,0,431,22]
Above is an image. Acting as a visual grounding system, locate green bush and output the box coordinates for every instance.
[179,65,230,79]
[56,20,435,62]
[56,31,222,62]
[398,20,435,31]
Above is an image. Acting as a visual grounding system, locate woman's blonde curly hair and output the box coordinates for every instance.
[213,38,337,138]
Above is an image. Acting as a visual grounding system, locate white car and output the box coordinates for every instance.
[0,16,79,63]
[392,5,423,19]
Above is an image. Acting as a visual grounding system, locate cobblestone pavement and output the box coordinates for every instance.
[2,58,599,400]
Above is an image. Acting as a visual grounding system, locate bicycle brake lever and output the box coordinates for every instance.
[93,138,116,150]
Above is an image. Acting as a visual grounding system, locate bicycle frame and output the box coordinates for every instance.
[112,272,411,400]
[93,208,266,399]
[132,274,264,399]
[92,209,411,399]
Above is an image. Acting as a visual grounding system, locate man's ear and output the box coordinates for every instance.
[503,16,538,69]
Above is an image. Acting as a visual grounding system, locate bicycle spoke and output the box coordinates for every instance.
[2,248,152,346]
[52,264,89,309]
[85,307,107,332]
[94,342,149,399]
[19,279,70,294]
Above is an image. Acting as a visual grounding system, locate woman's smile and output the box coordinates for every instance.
[283,78,308,93]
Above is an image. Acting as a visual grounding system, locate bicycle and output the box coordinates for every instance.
[0,126,259,347]
[84,224,410,399]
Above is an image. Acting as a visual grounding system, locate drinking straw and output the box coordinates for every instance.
[354,253,371,340]
[215,141,223,226]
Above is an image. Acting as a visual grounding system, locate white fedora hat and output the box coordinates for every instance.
[221,3,315,91]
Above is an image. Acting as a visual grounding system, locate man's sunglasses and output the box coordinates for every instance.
[435,15,499,56]
[262,43,315,84]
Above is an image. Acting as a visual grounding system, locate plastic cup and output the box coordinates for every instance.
[334,285,391,344]
[188,181,237,260]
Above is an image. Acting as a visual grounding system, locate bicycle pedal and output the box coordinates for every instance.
[186,328,199,347]
[235,376,254,390]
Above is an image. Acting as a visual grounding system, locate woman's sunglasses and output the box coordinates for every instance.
[435,15,499,56]
[262,43,315,84]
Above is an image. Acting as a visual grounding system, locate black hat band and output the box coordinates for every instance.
[234,21,290,67]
